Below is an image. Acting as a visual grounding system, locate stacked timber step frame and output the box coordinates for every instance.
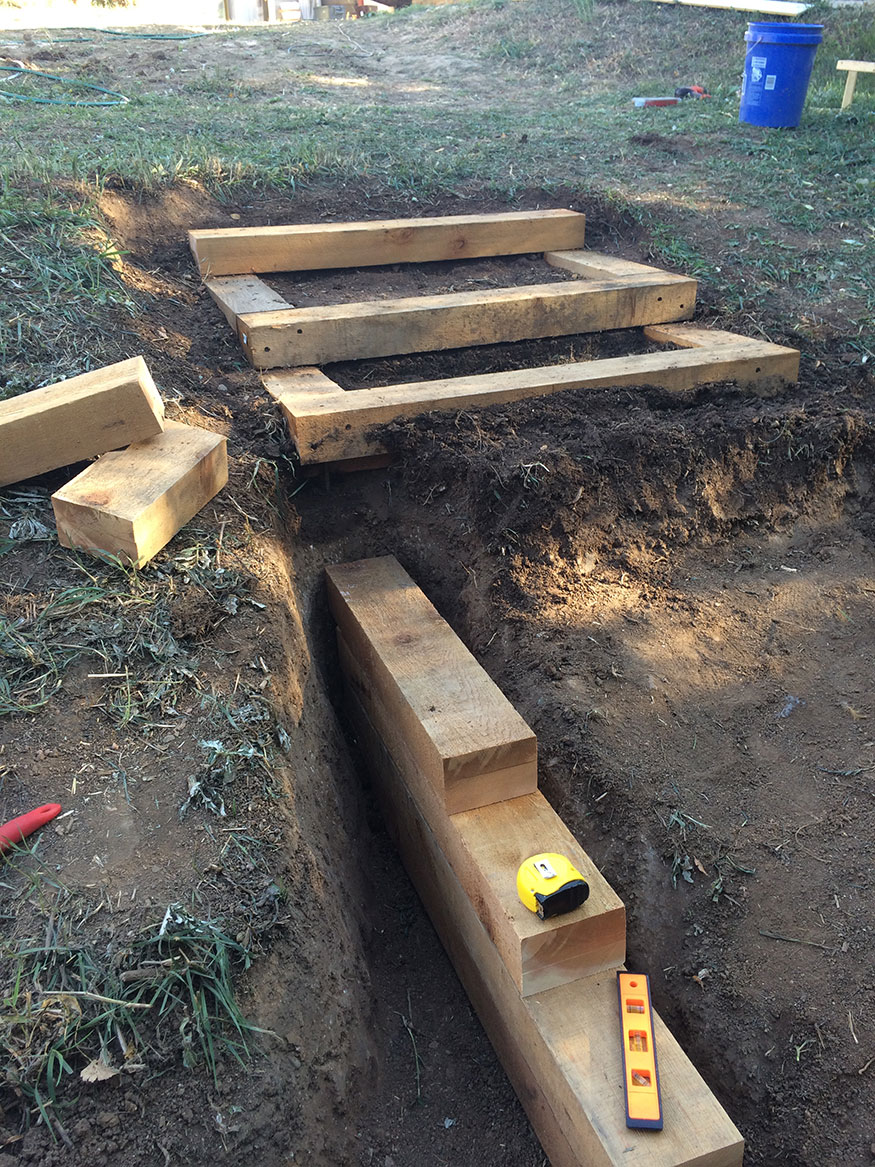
[189,211,800,467]
[270,324,799,464]
[327,555,744,1167]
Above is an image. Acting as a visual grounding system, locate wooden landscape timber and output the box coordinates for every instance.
[342,680,746,1167]
[325,556,537,815]
[642,323,748,347]
[205,274,292,328]
[269,333,800,464]
[188,210,587,277]
[260,366,343,398]
[238,274,697,368]
[544,250,690,282]
[338,633,625,994]
[329,555,742,1160]
[0,357,165,488]
[51,420,228,568]
[648,0,808,14]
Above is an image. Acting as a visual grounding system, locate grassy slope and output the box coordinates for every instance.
[0,0,873,392]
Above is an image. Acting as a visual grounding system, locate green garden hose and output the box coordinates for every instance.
[54,28,210,42]
[0,66,129,106]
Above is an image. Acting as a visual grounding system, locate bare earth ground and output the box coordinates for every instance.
[1,11,875,1167]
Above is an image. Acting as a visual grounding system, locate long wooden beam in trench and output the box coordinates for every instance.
[326,555,744,1167]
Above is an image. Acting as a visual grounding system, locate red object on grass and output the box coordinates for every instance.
[0,803,62,855]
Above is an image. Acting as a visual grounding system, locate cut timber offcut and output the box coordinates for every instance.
[0,357,164,488]
[239,274,696,368]
[325,556,537,814]
[339,633,625,995]
[346,688,745,1167]
[52,421,228,568]
[188,210,587,277]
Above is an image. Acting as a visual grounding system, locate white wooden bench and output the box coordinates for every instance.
[838,59,875,110]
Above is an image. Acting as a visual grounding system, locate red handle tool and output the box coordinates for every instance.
[0,803,62,855]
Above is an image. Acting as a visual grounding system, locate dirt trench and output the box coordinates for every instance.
[252,232,875,1164]
[291,377,875,1167]
[6,184,875,1167]
[232,358,875,1167]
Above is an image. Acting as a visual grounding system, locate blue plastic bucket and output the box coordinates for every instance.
[739,21,823,128]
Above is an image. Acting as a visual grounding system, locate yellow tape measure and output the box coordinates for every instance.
[516,853,589,920]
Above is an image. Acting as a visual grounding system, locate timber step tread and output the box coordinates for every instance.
[206,249,686,332]
[239,273,696,368]
[189,209,588,277]
[195,228,700,371]
[268,333,800,464]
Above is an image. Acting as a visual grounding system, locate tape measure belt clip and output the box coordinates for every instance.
[534,877,590,920]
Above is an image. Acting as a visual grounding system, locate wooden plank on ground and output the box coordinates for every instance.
[325,556,537,813]
[347,688,746,1167]
[205,275,291,329]
[643,324,748,348]
[189,210,587,277]
[339,633,625,995]
[238,274,697,368]
[648,0,808,14]
[545,250,688,281]
[0,357,165,489]
[51,421,227,568]
[261,367,344,399]
[277,340,800,463]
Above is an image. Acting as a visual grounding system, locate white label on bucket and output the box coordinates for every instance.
[752,55,767,69]
[765,74,776,90]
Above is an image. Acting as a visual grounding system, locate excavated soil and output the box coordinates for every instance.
[2,185,875,1167]
[293,374,875,1167]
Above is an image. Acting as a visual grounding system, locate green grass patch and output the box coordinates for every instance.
[0,502,246,723]
[0,186,136,391]
[1,883,265,1131]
